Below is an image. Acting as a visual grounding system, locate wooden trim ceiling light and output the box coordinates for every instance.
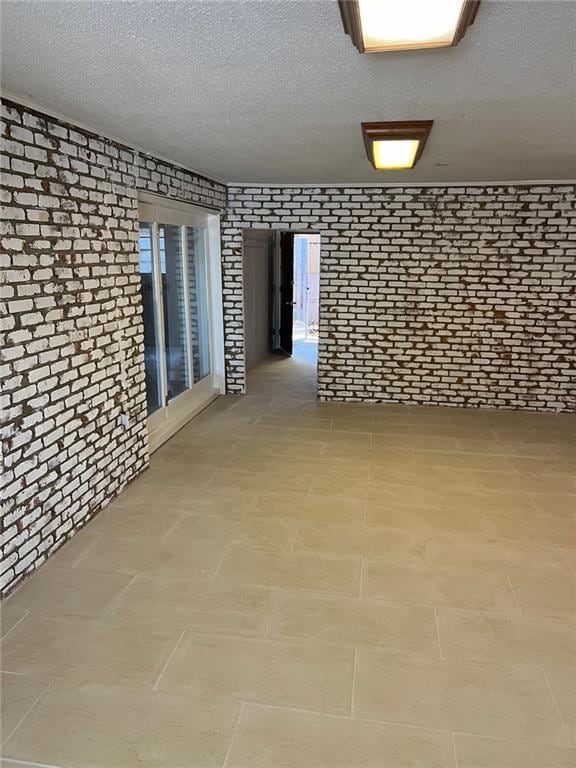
[339,0,480,53]
[362,121,433,171]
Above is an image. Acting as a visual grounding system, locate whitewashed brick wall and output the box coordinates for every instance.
[222,185,576,411]
[1,99,226,595]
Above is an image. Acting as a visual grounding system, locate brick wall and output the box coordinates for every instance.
[222,185,576,411]
[1,98,227,595]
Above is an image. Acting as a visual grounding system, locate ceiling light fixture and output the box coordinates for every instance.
[362,121,433,170]
[339,0,480,53]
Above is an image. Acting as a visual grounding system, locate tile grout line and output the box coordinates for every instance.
[0,759,66,768]
[238,698,576,746]
[71,532,106,568]
[221,701,246,768]
[350,647,358,718]
[504,572,523,616]
[0,609,30,642]
[262,590,280,638]
[99,574,136,620]
[0,670,28,676]
[209,543,233,582]
[358,557,365,598]
[1,676,56,747]
[290,520,303,553]
[159,515,186,542]
[542,670,573,747]
[152,630,186,692]
[451,732,459,768]
[433,607,446,661]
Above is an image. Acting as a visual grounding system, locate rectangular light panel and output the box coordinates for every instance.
[358,0,468,51]
[372,139,420,169]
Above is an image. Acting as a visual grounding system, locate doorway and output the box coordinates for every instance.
[242,229,320,394]
[138,194,225,452]
[276,232,319,364]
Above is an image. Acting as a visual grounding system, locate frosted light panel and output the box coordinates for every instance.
[358,0,467,51]
[372,139,420,170]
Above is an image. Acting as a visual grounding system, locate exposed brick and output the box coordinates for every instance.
[222,185,576,412]
[1,97,227,597]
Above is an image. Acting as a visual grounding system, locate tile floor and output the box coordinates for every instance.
[1,348,575,767]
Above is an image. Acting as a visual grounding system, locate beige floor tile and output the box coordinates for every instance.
[508,568,576,618]
[437,609,576,669]
[371,465,476,492]
[294,521,428,562]
[158,633,354,714]
[46,528,105,567]
[0,605,29,639]
[76,536,227,579]
[108,576,274,634]
[257,414,334,430]
[1,614,181,688]
[143,458,222,484]
[2,678,238,768]
[529,492,576,518]
[226,704,454,768]
[87,505,183,539]
[4,567,132,619]
[366,503,492,535]
[284,427,371,446]
[544,668,576,745]
[454,734,576,767]
[510,456,576,475]
[458,439,554,457]
[268,592,437,654]
[354,651,568,745]
[216,546,361,596]
[485,508,576,548]
[1,672,53,744]
[235,438,325,458]
[426,532,568,573]
[116,478,220,511]
[269,458,371,483]
[473,470,576,494]
[8,353,576,766]
[374,435,461,451]
[209,468,312,493]
[364,560,519,614]
[165,515,299,551]
[249,493,365,523]
[414,450,510,471]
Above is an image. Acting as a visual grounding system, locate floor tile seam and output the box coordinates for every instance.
[350,647,357,717]
[1,676,56,748]
[235,700,576,749]
[0,610,30,642]
[152,629,186,692]
[290,521,303,553]
[0,758,65,768]
[451,731,459,768]
[556,545,576,576]
[221,701,246,768]
[433,607,446,661]
[504,572,524,616]
[542,670,574,747]
[98,574,137,620]
[261,590,280,639]
[209,543,235,583]
[68,532,106,569]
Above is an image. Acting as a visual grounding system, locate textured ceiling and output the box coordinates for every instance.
[1,0,575,184]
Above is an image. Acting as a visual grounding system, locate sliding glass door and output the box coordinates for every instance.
[139,196,224,452]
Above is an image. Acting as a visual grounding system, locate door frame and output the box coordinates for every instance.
[138,192,226,453]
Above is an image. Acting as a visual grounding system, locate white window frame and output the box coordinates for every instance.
[139,193,225,453]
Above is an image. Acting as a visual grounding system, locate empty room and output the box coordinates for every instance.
[1,1,575,766]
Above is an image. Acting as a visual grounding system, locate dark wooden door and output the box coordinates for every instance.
[278,232,295,355]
